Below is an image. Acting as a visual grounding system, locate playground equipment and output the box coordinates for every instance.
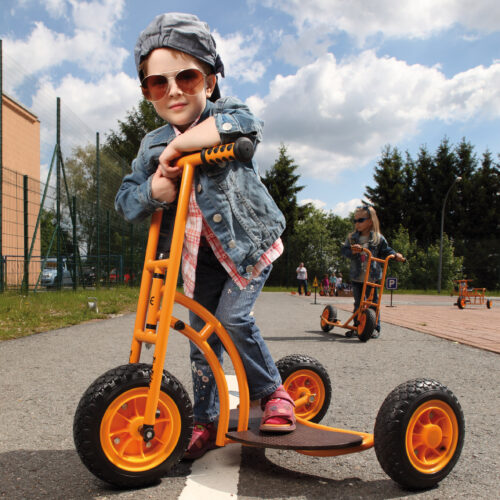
[454,279,492,309]
[73,139,464,491]
[320,248,402,341]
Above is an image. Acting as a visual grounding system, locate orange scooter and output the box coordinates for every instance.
[454,279,492,309]
[73,139,464,491]
[320,249,401,341]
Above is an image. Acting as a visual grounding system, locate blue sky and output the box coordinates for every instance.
[1,0,499,216]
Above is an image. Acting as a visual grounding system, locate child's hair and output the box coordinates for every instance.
[348,204,381,245]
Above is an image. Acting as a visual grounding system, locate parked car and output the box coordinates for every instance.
[41,258,73,287]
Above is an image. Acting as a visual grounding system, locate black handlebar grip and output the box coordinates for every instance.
[200,137,255,166]
[233,137,254,162]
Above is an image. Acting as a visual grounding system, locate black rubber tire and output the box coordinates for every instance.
[74,363,193,488]
[357,308,376,342]
[276,354,332,423]
[320,305,337,332]
[374,378,464,491]
[486,299,492,309]
[457,296,466,309]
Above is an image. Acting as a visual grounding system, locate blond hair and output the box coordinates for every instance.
[348,205,381,245]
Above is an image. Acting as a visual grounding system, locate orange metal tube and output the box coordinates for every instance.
[142,161,195,427]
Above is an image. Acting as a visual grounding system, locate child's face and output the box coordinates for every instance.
[143,48,216,131]
[354,209,372,235]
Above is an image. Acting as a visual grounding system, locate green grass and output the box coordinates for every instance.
[0,287,140,341]
[1,285,497,342]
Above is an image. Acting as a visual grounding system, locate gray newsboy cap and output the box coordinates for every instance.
[135,13,225,81]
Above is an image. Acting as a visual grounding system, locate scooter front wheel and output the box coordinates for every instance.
[277,354,332,423]
[374,378,464,490]
[74,363,193,488]
[320,305,337,332]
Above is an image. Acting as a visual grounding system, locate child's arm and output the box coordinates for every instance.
[158,117,221,178]
[341,238,354,258]
[379,236,405,261]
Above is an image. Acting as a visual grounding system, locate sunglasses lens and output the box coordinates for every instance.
[141,69,205,101]
[175,69,204,94]
[142,75,168,101]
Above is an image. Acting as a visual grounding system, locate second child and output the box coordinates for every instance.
[341,204,404,338]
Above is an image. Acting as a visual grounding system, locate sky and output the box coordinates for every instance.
[1,0,499,216]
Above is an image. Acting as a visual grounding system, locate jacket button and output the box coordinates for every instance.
[213,213,222,223]
[222,122,232,131]
[246,265,254,273]
[197,183,202,193]
[228,240,236,248]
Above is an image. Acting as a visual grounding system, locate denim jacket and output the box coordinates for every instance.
[341,231,395,282]
[115,97,285,279]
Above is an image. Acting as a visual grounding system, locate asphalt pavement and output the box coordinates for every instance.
[0,292,498,499]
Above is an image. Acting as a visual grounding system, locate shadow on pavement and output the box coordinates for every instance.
[0,449,191,499]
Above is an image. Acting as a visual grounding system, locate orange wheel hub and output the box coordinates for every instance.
[284,370,325,420]
[406,400,459,474]
[100,387,181,471]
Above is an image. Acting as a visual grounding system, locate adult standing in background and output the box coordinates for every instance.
[296,262,308,295]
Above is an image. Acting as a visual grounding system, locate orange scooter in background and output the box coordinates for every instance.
[320,249,403,341]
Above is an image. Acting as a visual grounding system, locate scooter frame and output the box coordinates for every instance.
[74,139,464,491]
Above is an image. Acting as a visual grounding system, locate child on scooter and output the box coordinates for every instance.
[115,12,295,460]
[341,204,404,338]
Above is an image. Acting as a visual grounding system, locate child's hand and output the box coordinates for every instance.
[158,142,183,179]
[351,244,363,254]
[151,168,178,203]
[395,253,406,262]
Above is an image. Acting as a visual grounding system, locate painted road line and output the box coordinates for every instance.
[179,375,241,499]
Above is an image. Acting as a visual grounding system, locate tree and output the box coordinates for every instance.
[261,144,305,285]
[104,99,165,166]
[365,145,407,239]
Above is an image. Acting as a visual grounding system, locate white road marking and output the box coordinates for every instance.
[179,375,241,499]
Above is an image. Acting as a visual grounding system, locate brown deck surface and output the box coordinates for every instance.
[327,293,500,354]
[226,406,362,450]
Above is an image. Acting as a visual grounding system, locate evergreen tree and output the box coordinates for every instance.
[411,145,437,246]
[365,145,408,239]
[261,144,305,285]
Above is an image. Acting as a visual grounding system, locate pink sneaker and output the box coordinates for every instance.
[184,422,217,460]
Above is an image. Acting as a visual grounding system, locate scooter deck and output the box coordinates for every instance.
[226,406,363,450]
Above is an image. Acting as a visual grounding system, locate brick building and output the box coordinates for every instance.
[1,92,41,287]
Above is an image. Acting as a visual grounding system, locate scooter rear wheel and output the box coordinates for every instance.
[277,354,332,423]
[374,378,464,490]
[486,299,492,309]
[457,296,466,309]
[74,363,193,488]
[357,308,376,342]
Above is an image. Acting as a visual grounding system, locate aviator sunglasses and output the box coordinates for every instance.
[354,217,369,223]
[141,68,207,102]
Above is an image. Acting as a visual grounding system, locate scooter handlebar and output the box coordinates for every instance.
[175,137,255,169]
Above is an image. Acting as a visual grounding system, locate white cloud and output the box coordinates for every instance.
[331,198,363,218]
[251,51,500,179]
[2,0,127,84]
[299,198,326,210]
[213,28,267,83]
[266,0,500,45]
[30,72,140,159]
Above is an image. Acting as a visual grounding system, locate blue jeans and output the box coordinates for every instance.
[189,245,281,423]
[352,281,381,332]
